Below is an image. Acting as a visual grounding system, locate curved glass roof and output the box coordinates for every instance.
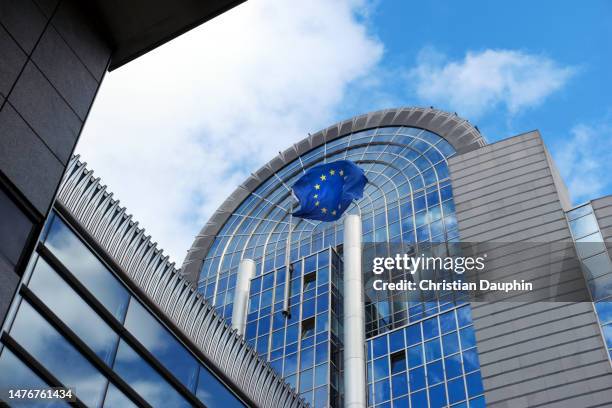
[198,126,460,316]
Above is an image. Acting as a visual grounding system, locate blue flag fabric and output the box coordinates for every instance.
[292,160,368,222]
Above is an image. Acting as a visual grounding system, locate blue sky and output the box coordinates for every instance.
[78,0,612,261]
[359,0,611,141]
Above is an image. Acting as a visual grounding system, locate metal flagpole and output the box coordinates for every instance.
[282,199,295,317]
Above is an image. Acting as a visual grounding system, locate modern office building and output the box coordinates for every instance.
[0,156,307,407]
[0,0,245,334]
[183,107,612,408]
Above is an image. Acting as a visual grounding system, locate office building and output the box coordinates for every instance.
[0,156,306,407]
[183,107,612,408]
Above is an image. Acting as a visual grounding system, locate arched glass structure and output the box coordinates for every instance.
[199,126,458,312]
[189,108,487,408]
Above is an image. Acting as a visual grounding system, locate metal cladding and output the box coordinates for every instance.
[56,156,308,408]
[182,106,487,282]
[343,214,366,408]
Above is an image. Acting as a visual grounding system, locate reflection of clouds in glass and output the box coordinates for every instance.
[124,300,169,353]
[28,258,118,364]
[130,380,188,407]
[102,383,138,408]
[0,349,68,408]
[113,340,191,407]
[124,300,199,389]
[45,217,129,320]
[9,301,107,407]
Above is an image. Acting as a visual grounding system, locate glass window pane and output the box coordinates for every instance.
[407,344,423,367]
[372,336,388,358]
[196,365,245,407]
[373,357,389,381]
[442,332,460,356]
[569,215,599,239]
[445,354,463,379]
[0,348,68,407]
[426,360,444,385]
[428,383,447,408]
[423,317,439,339]
[448,376,466,404]
[44,216,129,321]
[466,371,484,398]
[408,366,425,391]
[103,383,138,408]
[424,338,441,362]
[28,258,118,365]
[405,324,421,345]
[410,390,427,407]
[113,340,191,407]
[460,327,477,350]
[124,298,198,390]
[9,301,107,407]
[582,252,612,280]
[391,373,408,398]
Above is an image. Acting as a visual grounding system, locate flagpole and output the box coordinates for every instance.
[282,199,295,317]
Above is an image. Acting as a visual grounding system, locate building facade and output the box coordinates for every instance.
[0,157,307,407]
[183,107,612,408]
[0,0,244,339]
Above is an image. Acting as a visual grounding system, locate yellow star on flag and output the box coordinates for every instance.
[339,170,344,176]
[313,194,318,199]
[315,201,320,207]
[314,184,320,190]
[330,169,335,175]
[321,208,327,214]
[331,210,337,216]
[320,174,326,181]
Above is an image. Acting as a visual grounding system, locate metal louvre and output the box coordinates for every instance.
[56,156,307,408]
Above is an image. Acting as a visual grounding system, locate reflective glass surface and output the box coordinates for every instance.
[9,301,107,407]
[567,204,612,360]
[1,212,247,407]
[113,339,191,407]
[124,298,199,390]
[366,306,484,407]
[196,365,246,407]
[27,258,118,365]
[44,215,130,321]
[102,383,138,408]
[0,348,68,408]
[198,126,484,406]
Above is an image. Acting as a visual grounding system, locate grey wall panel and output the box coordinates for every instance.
[449,131,612,408]
[0,24,27,97]
[0,103,64,213]
[0,0,111,329]
[32,25,99,119]
[0,0,47,53]
[8,62,81,164]
[51,0,111,81]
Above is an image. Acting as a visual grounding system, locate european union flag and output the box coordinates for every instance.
[292,160,367,222]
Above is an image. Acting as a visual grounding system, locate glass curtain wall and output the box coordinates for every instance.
[0,212,245,408]
[198,126,486,407]
[566,204,612,361]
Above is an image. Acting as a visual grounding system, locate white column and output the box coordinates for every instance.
[231,258,256,335]
[343,214,366,408]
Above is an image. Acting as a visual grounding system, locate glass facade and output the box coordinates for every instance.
[0,212,246,407]
[198,126,486,407]
[366,305,485,408]
[566,204,612,360]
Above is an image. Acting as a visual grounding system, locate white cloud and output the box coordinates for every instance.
[408,48,576,118]
[77,0,382,264]
[553,121,612,203]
